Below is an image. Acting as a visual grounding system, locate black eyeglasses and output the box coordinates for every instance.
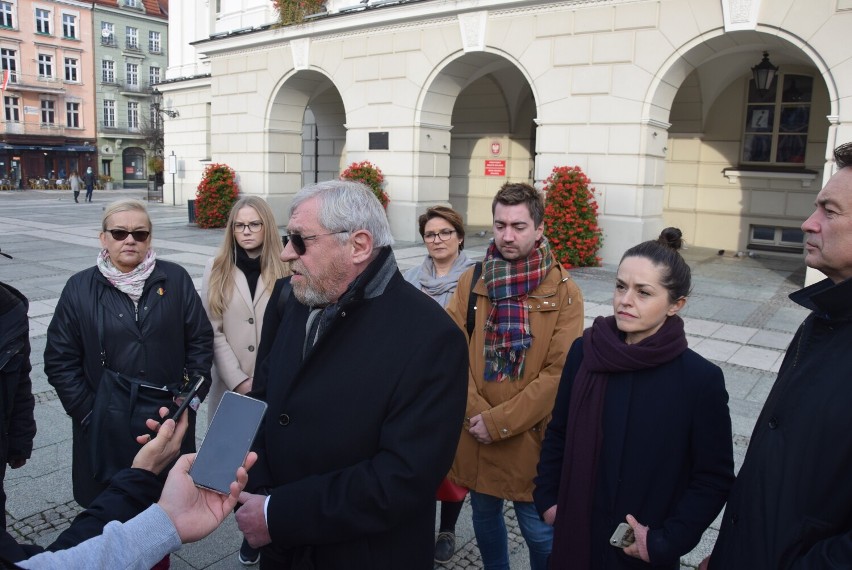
[282,230,349,255]
[234,221,263,233]
[105,229,150,242]
[424,228,456,243]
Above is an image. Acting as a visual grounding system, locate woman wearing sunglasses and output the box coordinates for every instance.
[44,200,214,526]
[403,205,475,565]
[200,196,288,565]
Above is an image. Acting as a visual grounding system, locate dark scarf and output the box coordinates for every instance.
[482,238,553,382]
[235,246,262,299]
[550,314,688,569]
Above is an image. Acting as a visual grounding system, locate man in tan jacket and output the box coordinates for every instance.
[447,182,584,569]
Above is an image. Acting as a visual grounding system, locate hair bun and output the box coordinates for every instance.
[658,227,683,251]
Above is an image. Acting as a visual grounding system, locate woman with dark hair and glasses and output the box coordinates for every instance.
[44,200,213,527]
[403,205,475,564]
[200,196,288,566]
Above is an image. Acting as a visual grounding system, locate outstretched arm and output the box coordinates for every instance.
[22,453,256,569]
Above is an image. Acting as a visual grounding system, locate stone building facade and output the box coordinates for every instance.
[162,0,852,263]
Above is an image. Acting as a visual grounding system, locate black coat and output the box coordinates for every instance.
[44,261,212,506]
[710,277,852,569]
[0,283,36,465]
[535,338,734,569]
[250,269,468,569]
[0,282,36,536]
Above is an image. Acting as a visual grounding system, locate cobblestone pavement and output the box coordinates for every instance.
[0,188,809,568]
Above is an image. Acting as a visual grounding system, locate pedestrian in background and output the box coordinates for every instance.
[535,228,734,569]
[69,171,81,203]
[447,182,584,570]
[403,205,475,564]
[83,167,95,202]
[704,142,852,568]
[200,196,288,566]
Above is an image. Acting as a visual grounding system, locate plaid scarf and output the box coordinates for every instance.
[482,237,553,382]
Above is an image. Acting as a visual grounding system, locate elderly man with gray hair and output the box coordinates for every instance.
[236,180,468,569]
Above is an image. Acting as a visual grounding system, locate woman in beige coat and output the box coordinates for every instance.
[201,196,289,413]
[200,196,288,565]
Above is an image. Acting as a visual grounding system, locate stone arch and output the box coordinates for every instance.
[648,29,839,256]
[264,68,347,217]
[645,28,839,128]
[415,49,540,227]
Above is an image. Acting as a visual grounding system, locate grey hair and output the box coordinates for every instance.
[102,199,152,232]
[290,180,395,248]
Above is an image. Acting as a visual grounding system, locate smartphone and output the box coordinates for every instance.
[189,391,267,495]
[171,376,205,421]
[609,522,635,548]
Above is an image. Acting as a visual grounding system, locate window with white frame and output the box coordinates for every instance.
[742,74,813,165]
[102,59,114,83]
[126,26,138,49]
[128,101,139,130]
[123,0,139,6]
[148,31,161,53]
[0,2,14,28]
[40,99,55,124]
[103,99,115,127]
[149,103,159,128]
[64,57,77,82]
[62,13,76,38]
[0,48,16,83]
[35,7,50,34]
[101,22,115,45]
[149,65,160,86]
[749,225,805,252]
[66,101,79,128]
[3,95,19,121]
[126,62,138,87]
[38,54,53,78]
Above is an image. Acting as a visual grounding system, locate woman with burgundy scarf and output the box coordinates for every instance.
[534,228,734,569]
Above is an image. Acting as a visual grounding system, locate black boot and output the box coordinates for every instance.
[73,191,79,203]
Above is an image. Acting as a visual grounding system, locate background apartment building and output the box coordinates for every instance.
[162,0,852,268]
[92,0,168,188]
[0,0,95,187]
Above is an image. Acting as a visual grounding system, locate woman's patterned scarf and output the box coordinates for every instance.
[96,248,157,303]
[482,237,552,382]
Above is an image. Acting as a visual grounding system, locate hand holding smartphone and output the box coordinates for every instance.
[189,391,267,495]
[171,375,205,421]
[609,522,635,548]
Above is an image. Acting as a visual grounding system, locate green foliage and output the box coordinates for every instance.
[195,163,239,229]
[148,156,164,174]
[542,165,603,268]
[340,160,389,210]
[272,0,326,25]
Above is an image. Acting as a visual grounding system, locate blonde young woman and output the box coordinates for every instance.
[201,197,288,565]
[201,196,289,417]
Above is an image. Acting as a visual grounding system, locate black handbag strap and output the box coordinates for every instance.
[96,293,108,368]
[466,262,482,338]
